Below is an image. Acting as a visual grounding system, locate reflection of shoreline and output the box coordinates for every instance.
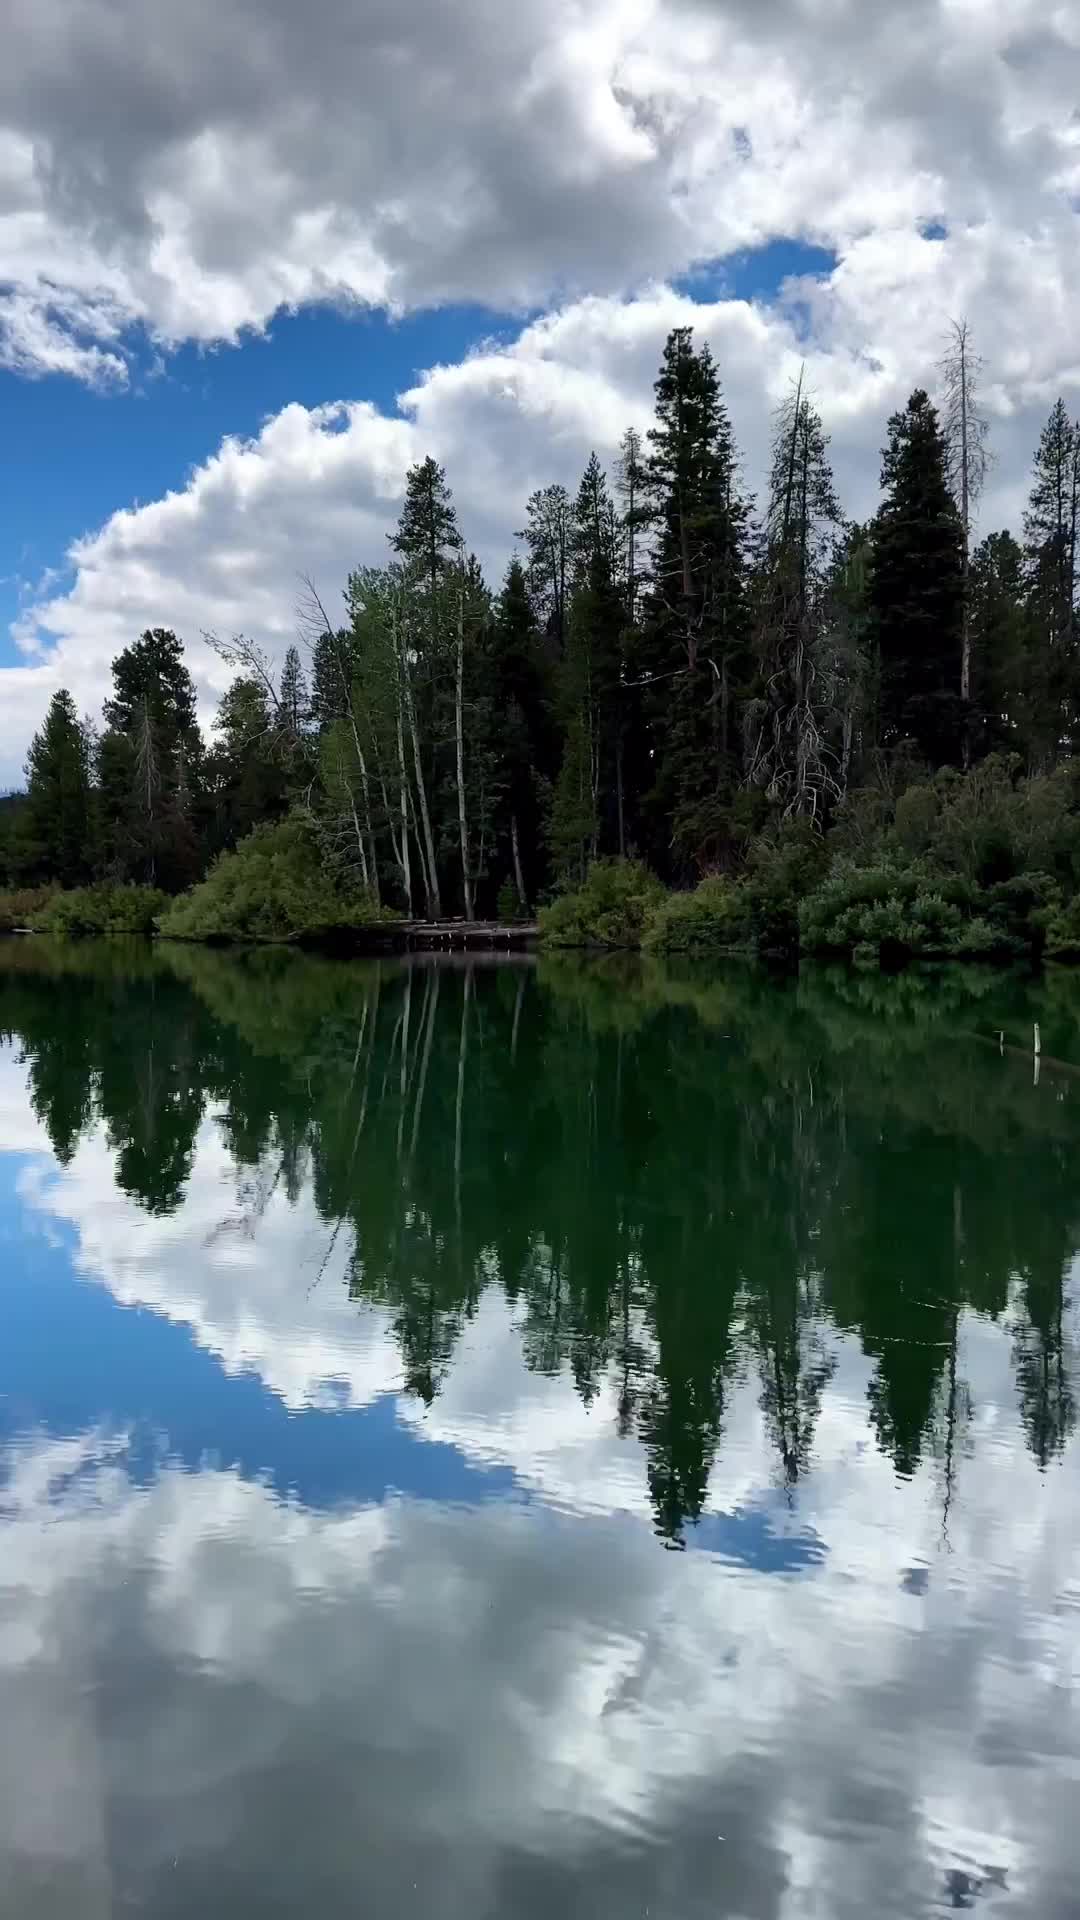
[1,942,1078,1537]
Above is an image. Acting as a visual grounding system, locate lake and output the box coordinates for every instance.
[0,938,1078,1918]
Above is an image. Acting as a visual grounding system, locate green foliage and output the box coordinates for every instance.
[538,860,663,948]
[23,690,94,887]
[36,884,169,939]
[158,814,396,944]
[0,887,57,933]
[644,875,749,952]
[495,880,525,923]
[870,388,965,768]
[797,861,1052,963]
[1044,896,1080,961]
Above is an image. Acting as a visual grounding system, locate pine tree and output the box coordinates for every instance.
[390,456,462,595]
[614,426,650,627]
[968,532,1032,759]
[279,645,310,741]
[640,327,751,871]
[748,374,843,820]
[549,607,597,887]
[490,558,557,908]
[389,463,465,917]
[518,484,573,654]
[870,390,965,768]
[208,677,289,846]
[101,627,205,886]
[23,689,93,886]
[1023,399,1079,765]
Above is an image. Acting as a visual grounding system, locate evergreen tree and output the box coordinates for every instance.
[747,375,843,820]
[1023,399,1079,766]
[640,327,751,871]
[101,628,205,887]
[489,558,557,907]
[518,484,573,654]
[278,645,310,742]
[570,454,627,855]
[870,390,965,768]
[827,524,875,792]
[208,676,289,847]
[390,456,462,595]
[23,690,93,886]
[969,531,1031,758]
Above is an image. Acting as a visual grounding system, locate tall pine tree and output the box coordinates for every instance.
[870,390,965,769]
[640,327,750,871]
[24,689,93,886]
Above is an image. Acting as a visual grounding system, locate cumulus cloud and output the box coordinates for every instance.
[2,0,1078,361]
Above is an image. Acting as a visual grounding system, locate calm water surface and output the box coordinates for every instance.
[1,939,1078,1918]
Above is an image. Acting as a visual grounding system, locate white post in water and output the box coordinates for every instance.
[1034,1022,1042,1088]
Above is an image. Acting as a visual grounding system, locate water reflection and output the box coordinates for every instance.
[0,940,1079,1915]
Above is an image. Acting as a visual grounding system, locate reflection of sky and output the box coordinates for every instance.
[2,1044,1080,1916]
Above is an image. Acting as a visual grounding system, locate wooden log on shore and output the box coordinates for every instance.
[400,920,538,949]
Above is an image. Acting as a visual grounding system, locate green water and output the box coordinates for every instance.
[1,938,1078,1917]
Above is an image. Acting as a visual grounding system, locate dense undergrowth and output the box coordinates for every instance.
[539,758,1080,965]
[155,815,398,943]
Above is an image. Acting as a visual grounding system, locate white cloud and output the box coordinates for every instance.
[2,0,1077,361]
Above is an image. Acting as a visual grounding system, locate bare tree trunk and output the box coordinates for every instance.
[403,654,442,918]
[615,737,625,858]
[510,812,527,914]
[396,705,414,917]
[455,581,474,921]
[347,781,370,890]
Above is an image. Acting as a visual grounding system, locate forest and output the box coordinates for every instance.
[5,322,1080,961]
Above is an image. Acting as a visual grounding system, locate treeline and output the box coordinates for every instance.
[5,322,1080,919]
[2,938,1076,1535]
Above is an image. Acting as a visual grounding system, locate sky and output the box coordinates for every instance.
[1,0,1079,787]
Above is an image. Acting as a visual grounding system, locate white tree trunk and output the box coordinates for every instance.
[455,582,474,920]
[511,812,527,913]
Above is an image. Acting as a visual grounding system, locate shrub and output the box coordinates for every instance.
[741,821,831,955]
[158,814,395,944]
[644,875,750,953]
[799,859,1051,963]
[538,860,663,949]
[0,887,57,933]
[496,879,527,924]
[36,884,169,939]
[1044,895,1080,962]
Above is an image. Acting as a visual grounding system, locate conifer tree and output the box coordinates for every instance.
[1023,399,1079,765]
[640,327,751,871]
[748,374,843,819]
[870,390,965,768]
[23,689,93,886]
